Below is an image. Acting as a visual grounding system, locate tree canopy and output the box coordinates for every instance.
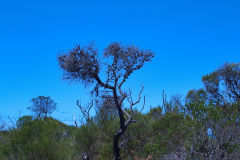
[28,96,57,119]
[58,42,154,160]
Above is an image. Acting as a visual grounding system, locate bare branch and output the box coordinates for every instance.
[119,137,129,149]
[132,85,144,106]
[122,108,131,120]
[139,96,146,113]
[73,114,78,127]
[95,74,114,90]
[76,100,93,122]
[8,116,16,130]
[127,85,144,111]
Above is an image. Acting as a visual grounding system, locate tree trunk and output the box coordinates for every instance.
[113,133,121,160]
[113,89,126,160]
[113,126,126,160]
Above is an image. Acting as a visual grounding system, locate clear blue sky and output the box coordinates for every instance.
[0,0,240,125]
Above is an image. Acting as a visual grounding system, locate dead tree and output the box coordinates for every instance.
[58,42,154,160]
[76,100,94,124]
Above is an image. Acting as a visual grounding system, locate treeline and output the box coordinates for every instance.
[0,62,239,160]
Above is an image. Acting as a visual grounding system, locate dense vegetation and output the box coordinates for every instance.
[0,45,239,160]
[1,94,239,160]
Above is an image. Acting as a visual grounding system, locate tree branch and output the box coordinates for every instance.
[76,100,93,122]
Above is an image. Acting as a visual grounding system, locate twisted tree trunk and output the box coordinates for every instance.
[113,89,126,160]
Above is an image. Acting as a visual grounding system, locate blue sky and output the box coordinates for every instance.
[0,0,240,125]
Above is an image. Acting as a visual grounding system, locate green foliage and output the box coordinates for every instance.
[75,120,100,159]
[149,112,193,157]
[1,101,239,160]
[1,101,238,159]
[0,117,76,160]
[16,116,33,129]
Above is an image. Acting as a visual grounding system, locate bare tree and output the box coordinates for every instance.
[76,100,94,124]
[58,42,154,160]
[28,96,57,119]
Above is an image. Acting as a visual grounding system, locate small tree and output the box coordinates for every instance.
[58,42,154,160]
[28,96,57,119]
[202,62,240,106]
